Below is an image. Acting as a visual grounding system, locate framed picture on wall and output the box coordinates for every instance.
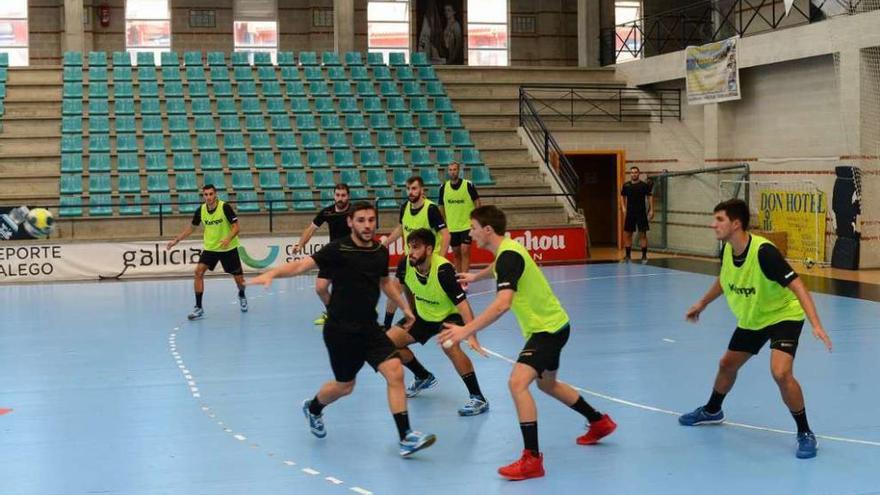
[189,9,216,29]
[416,0,464,65]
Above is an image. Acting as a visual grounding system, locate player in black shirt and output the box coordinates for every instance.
[292,183,353,326]
[620,166,654,263]
[248,202,437,457]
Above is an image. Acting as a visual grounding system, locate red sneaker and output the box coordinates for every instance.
[498,449,545,480]
[576,414,617,445]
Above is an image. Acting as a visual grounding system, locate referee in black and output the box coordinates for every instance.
[292,183,353,325]
[620,166,654,263]
[248,201,437,457]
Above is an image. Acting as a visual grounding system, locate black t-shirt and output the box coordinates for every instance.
[620,180,652,215]
[495,251,526,292]
[311,238,390,328]
[191,202,238,226]
[728,235,798,287]
[398,202,447,231]
[396,257,466,305]
[313,204,353,241]
[438,180,479,205]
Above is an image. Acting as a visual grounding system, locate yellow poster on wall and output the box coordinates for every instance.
[757,189,826,261]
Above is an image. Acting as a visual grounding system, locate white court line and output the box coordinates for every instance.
[662,338,676,343]
[351,488,373,495]
[302,467,320,475]
[325,477,344,485]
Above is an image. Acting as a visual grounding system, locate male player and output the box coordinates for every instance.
[439,161,481,277]
[680,199,833,459]
[166,184,247,320]
[439,205,617,480]
[387,228,489,415]
[381,176,450,330]
[292,183,352,325]
[620,166,653,263]
[249,202,436,457]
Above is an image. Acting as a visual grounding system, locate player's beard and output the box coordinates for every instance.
[335,200,349,211]
[354,228,373,243]
[408,192,420,203]
[409,253,427,267]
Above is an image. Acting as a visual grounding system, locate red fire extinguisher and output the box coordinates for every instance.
[99,3,111,27]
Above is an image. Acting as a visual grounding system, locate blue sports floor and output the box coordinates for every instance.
[1,262,878,495]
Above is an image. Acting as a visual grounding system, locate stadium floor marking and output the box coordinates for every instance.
[167,325,374,494]
[466,271,880,448]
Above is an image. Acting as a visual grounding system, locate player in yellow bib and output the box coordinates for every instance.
[386,228,489,416]
[381,175,450,329]
[438,206,617,480]
[681,199,833,459]
[166,184,247,320]
[439,162,481,279]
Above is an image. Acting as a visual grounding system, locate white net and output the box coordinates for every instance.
[720,179,828,264]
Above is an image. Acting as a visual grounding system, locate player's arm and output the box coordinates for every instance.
[787,278,832,352]
[248,256,318,287]
[381,275,415,325]
[167,209,200,249]
[470,182,482,208]
[458,262,494,285]
[439,290,513,345]
[438,227,451,256]
[648,190,655,220]
[219,221,240,249]
[429,205,450,255]
[294,223,318,253]
[620,185,628,217]
[382,224,402,247]
[455,299,488,356]
[685,278,723,323]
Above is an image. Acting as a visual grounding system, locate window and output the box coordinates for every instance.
[234,21,278,63]
[368,1,409,63]
[467,0,508,66]
[615,1,642,63]
[0,0,28,66]
[126,0,171,65]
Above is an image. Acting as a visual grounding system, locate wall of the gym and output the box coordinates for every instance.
[25,0,583,66]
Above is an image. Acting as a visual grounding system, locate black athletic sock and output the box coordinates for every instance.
[393,411,411,440]
[404,356,432,380]
[238,287,245,298]
[641,247,648,259]
[460,372,484,399]
[625,247,632,258]
[520,421,539,455]
[195,292,203,308]
[570,396,604,423]
[791,408,812,434]
[383,311,395,330]
[308,395,325,416]
[704,389,726,414]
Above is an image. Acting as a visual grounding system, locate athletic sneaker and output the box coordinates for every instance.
[498,449,545,480]
[576,414,617,445]
[187,306,204,320]
[399,430,436,457]
[678,406,725,426]
[313,312,327,325]
[796,432,818,459]
[621,257,631,264]
[302,399,326,438]
[406,374,438,398]
[641,257,649,265]
[458,395,489,416]
[239,296,248,313]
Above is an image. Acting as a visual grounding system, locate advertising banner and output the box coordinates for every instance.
[686,37,741,105]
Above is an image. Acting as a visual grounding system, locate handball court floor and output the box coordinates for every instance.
[1,261,878,495]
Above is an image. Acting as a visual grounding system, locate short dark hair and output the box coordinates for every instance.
[406,176,424,187]
[471,205,507,235]
[714,199,750,230]
[630,166,640,172]
[202,184,217,192]
[407,228,436,250]
[335,183,350,193]
[349,201,377,218]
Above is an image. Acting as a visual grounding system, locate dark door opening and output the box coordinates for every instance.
[567,153,619,247]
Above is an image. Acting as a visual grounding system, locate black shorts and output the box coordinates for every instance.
[396,313,464,345]
[728,320,804,357]
[624,213,649,233]
[517,324,571,378]
[323,321,399,382]
[450,230,472,247]
[198,249,243,275]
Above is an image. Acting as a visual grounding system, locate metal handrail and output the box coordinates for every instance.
[520,84,681,124]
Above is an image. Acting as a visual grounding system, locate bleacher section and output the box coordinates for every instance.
[57,50,494,218]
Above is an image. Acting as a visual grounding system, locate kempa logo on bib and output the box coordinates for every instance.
[728,284,756,297]
[203,218,225,226]
[414,294,441,306]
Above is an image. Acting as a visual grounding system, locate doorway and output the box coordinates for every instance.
[565,151,625,254]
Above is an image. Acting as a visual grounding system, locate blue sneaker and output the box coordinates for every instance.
[457,395,489,416]
[302,399,326,438]
[406,374,437,398]
[399,430,436,457]
[796,432,818,459]
[678,406,725,426]
[239,296,248,313]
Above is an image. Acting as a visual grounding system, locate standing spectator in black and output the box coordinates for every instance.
[620,166,654,263]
